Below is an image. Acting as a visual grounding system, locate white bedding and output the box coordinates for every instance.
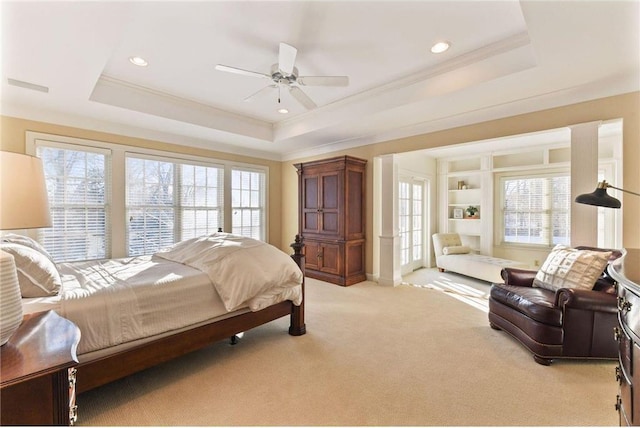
[156,233,303,311]
[22,233,303,355]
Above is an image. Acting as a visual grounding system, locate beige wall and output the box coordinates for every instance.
[2,91,638,266]
[0,116,284,249]
[281,91,640,273]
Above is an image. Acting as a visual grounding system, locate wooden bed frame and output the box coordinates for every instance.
[75,235,306,394]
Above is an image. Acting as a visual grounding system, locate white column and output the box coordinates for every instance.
[570,121,601,247]
[378,154,402,286]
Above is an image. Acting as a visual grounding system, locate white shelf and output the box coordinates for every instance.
[439,156,492,255]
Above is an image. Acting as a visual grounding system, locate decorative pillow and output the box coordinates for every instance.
[0,243,61,297]
[443,245,471,255]
[1,233,55,264]
[532,244,612,292]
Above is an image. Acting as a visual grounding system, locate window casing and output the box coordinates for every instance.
[30,134,268,261]
[231,168,266,241]
[500,173,571,247]
[36,143,111,262]
[125,154,225,256]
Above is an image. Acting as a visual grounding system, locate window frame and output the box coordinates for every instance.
[230,166,267,241]
[124,151,226,256]
[26,132,269,260]
[34,140,112,262]
[496,168,571,249]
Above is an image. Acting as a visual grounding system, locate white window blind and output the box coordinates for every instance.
[179,163,224,239]
[126,154,224,256]
[36,144,111,262]
[231,168,265,240]
[502,174,570,246]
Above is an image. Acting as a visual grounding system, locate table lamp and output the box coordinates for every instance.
[0,151,51,345]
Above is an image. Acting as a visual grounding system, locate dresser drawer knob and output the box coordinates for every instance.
[69,405,78,425]
[68,367,77,387]
[618,296,633,312]
[614,326,622,342]
[615,395,622,411]
[616,366,622,382]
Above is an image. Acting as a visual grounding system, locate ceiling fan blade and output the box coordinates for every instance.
[215,64,270,80]
[278,42,297,75]
[298,76,349,87]
[289,86,317,110]
[243,85,276,103]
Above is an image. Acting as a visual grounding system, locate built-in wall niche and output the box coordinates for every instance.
[548,147,571,164]
[493,151,543,169]
[492,147,572,170]
[447,157,481,173]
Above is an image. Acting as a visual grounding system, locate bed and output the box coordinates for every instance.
[1,232,306,393]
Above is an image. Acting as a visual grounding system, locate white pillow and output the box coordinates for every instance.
[0,243,61,297]
[442,245,471,255]
[532,244,611,292]
[1,233,55,264]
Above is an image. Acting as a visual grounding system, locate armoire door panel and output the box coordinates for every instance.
[321,174,339,209]
[303,212,319,233]
[319,243,341,275]
[303,240,320,271]
[321,213,339,234]
[303,177,319,209]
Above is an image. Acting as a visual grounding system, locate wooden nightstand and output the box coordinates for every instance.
[1,310,81,426]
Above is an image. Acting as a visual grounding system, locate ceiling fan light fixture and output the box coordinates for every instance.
[430,41,451,54]
[129,56,148,67]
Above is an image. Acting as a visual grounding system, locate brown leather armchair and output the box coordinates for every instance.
[488,246,622,365]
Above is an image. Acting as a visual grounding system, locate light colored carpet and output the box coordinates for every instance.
[76,269,618,426]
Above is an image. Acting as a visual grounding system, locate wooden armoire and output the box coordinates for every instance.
[294,156,366,286]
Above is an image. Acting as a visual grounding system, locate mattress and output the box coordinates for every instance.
[23,255,229,355]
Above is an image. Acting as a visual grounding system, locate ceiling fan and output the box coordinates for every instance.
[215,42,349,110]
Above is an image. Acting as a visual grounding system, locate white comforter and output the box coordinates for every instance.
[156,233,303,311]
[49,233,302,355]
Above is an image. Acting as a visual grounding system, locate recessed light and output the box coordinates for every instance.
[278,108,289,114]
[430,41,451,54]
[129,56,148,67]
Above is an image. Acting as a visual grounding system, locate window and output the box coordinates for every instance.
[231,168,266,240]
[126,154,224,256]
[36,144,111,262]
[29,132,269,261]
[501,174,571,246]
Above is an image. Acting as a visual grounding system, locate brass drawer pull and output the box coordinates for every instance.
[614,326,622,342]
[69,405,78,425]
[618,296,633,312]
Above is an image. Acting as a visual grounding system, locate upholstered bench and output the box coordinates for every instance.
[432,233,527,283]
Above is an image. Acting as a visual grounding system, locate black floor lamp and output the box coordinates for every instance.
[575,180,640,208]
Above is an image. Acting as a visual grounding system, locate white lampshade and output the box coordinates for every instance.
[0,250,23,345]
[0,151,51,345]
[0,151,51,229]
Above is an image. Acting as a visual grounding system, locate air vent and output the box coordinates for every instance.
[7,78,49,93]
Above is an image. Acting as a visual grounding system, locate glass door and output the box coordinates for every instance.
[399,179,425,274]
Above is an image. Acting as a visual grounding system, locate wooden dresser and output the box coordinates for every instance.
[295,156,366,286]
[611,248,640,426]
[1,310,81,426]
